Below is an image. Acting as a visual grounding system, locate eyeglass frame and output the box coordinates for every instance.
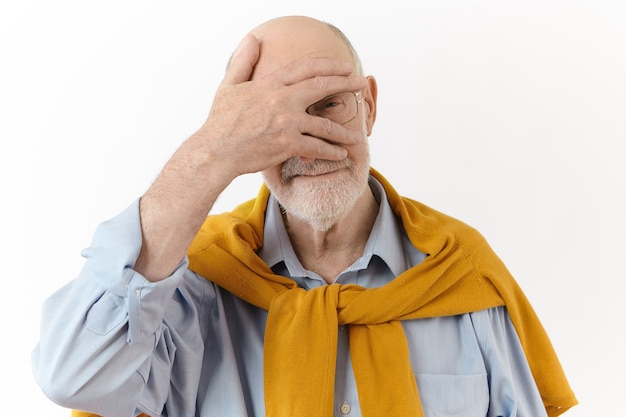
[306,91,364,125]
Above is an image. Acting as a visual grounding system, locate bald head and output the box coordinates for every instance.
[248,16,363,79]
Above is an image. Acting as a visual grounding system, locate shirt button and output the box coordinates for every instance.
[340,402,351,415]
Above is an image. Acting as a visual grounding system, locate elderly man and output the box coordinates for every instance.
[33,16,576,417]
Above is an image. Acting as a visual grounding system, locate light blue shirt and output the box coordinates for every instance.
[33,179,548,417]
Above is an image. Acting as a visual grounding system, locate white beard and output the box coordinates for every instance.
[264,156,370,232]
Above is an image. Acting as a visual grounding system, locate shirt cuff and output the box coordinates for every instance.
[126,260,187,344]
[80,199,189,344]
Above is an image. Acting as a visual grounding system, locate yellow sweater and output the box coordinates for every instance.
[73,168,576,417]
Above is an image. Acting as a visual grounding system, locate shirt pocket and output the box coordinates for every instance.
[414,373,489,417]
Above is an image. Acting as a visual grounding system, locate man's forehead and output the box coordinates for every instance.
[250,15,330,36]
[249,16,354,78]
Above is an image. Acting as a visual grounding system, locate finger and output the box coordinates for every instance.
[296,74,368,106]
[277,56,356,86]
[298,115,364,146]
[295,135,349,161]
[223,35,260,85]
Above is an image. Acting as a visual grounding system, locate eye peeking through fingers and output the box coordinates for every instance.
[306,91,362,125]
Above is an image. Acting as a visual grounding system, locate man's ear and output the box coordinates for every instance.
[363,76,378,136]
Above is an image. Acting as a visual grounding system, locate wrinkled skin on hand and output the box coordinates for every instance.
[190,34,369,184]
[135,33,367,282]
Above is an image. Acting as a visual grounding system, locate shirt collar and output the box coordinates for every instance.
[257,176,409,279]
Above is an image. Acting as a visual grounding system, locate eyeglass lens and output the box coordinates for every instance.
[306,92,358,124]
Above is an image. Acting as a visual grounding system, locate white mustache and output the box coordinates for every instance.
[281,158,354,182]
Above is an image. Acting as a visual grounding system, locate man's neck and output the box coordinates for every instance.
[282,188,379,284]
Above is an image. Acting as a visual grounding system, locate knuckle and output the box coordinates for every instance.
[314,75,328,90]
[321,117,333,136]
[274,112,289,127]
[266,94,281,109]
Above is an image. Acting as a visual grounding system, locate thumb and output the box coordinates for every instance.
[223,34,259,85]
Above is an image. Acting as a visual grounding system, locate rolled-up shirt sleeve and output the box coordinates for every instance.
[32,200,207,416]
[82,199,186,344]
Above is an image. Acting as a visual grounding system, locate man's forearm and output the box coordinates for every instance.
[135,134,232,282]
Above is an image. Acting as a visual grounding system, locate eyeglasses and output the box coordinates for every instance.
[306,91,363,125]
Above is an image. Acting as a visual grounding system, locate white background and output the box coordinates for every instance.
[1,0,624,415]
